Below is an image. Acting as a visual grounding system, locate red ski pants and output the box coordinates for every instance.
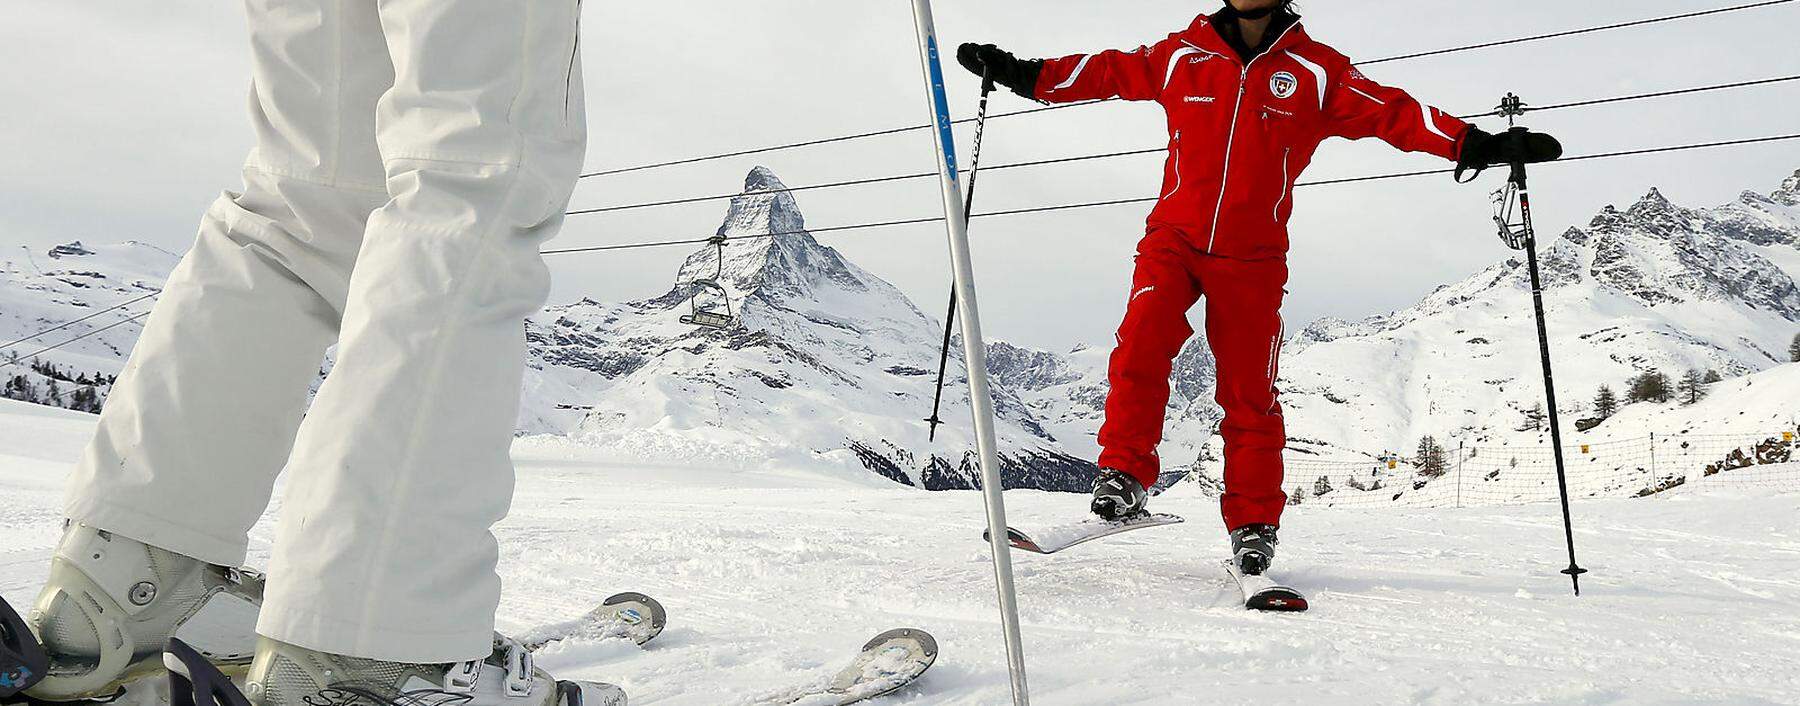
[1098,228,1289,530]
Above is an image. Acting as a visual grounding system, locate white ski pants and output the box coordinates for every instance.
[61,0,587,662]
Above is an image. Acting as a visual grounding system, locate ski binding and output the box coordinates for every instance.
[985,513,1185,554]
[1222,560,1309,612]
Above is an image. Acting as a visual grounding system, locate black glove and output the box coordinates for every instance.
[956,43,1043,100]
[1456,126,1563,182]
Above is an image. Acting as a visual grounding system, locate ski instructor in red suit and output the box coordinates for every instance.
[958,0,1556,575]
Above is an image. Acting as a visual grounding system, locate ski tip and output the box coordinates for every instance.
[1003,528,1047,554]
[0,597,48,699]
[600,592,668,644]
[1246,590,1309,613]
[862,628,938,660]
[982,527,1047,554]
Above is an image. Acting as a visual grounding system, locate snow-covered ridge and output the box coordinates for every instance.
[7,168,1798,496]
[526,167,1104,491]
[1275,169,1800,461]
[0,240,177,410]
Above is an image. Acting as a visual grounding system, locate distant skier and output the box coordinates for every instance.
[9,1,620,705]
[958,0,1555,575]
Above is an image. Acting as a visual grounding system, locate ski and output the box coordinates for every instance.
[984,513,1185,555]
[1222,560,1309,612]
[758,628,938,706]
[520,592,668,649]
[1,597,49,701]
[0,593,661,706]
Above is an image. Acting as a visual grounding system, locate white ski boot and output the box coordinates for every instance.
[25,521,263,702]
[243,634,626,706]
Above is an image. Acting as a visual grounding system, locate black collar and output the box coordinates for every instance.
[1211,5,1301,62]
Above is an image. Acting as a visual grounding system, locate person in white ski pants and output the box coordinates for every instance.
[54,0,585,668]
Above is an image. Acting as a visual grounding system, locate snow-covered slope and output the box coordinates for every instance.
[3,397,1797,705]
[1225,363,1800,510]
[0,241,176,409]
[988,337,1221,484]
[1276,170,1800,459]
[8,168,1796,495]
[526,167,1099,491]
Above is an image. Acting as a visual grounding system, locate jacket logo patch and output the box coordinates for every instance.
[1188,55,1213,65]
[1269,71,1298,99]
[1183,96,1215,103]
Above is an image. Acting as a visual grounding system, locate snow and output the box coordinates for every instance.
[1262,173,1800,467]
[4,398,1798,705]
[10,169,1797,498]
[0,241,175,393]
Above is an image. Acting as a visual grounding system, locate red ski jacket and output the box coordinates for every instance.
[1035,15,1472,260]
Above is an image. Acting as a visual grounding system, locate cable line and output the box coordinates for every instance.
[539,215,947,256]
[573,0,1792,179]
[967,133,1800,220]
[1,312,149,372]
[573,146,1170,215]
[12,133,1796,352]
[573,73,1800,216]
[1516,74,1800,116]
[1360,0,1793,65]
[0,291,156,353]
[575,101,1104,180]
[547,131,1800,255]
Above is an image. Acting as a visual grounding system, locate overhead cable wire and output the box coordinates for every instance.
[575,101,1104,180]
[545,131,1800,255]
[572,73,1800,216]
[968,133,1800,221]
[573,0,1793,179]
[570,146,1168,215]
[0,312,149,372]
[1358,0,1794,65]
[0,291,157,353]
[539,215,947,256]
[1513,74,1800,116]
[8,132,1795,392]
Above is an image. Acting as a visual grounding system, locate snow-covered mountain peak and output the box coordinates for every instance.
[1276,169,1800,459]
[1774,168,1800,207]
[668,167,878,308]
[719,166,806,238]
[1584,187,1690,239]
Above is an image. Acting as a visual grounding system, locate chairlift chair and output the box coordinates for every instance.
[680,234,736,329]
[681,278,734,329]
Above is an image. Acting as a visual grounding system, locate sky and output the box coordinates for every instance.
[2,0,1798,352]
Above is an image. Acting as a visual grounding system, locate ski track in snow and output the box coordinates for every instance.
[2,400,1798,705]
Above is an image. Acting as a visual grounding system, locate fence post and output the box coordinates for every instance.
[1456,439,1464,509]
[1649,432,1659,498]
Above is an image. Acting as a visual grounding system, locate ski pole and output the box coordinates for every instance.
[925,69,997,441]
[1493,93,1588,596]
[906,4,1030,702]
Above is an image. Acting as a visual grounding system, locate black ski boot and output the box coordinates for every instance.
[1230,524,1280,576]
[1090,469,1148,521]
